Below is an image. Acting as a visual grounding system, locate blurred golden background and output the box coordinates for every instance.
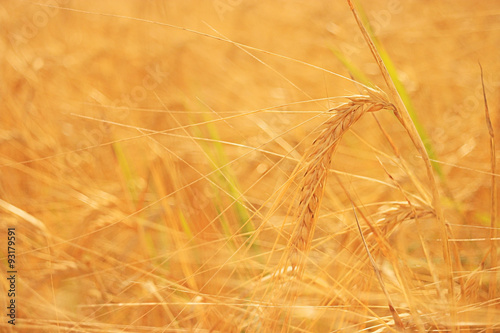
[1,1,499,332]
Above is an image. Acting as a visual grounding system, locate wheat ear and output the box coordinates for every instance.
[259,89,395,332]
[287,88,395,274]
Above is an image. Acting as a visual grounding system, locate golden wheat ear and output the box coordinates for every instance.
[259,89,396,332]
[287,88,395,275]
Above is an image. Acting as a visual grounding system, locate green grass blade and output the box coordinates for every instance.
[351,0,444,178]
[178,210,194,239]
[189,111,255,239]
[112,142,139,203]
[330,46,373,87]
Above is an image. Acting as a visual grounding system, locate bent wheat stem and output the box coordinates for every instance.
[346,2,456,327]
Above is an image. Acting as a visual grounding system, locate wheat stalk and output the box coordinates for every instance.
[345,3,457,326]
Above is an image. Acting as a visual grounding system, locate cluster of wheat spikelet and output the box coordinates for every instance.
[373,202,434,237]
[258,88,397,332]
[287,88,395,276]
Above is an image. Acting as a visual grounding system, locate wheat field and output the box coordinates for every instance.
[1,1,500,332]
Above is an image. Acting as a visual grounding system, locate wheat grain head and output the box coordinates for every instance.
[259,88,396,332]
[287,88,395,275]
